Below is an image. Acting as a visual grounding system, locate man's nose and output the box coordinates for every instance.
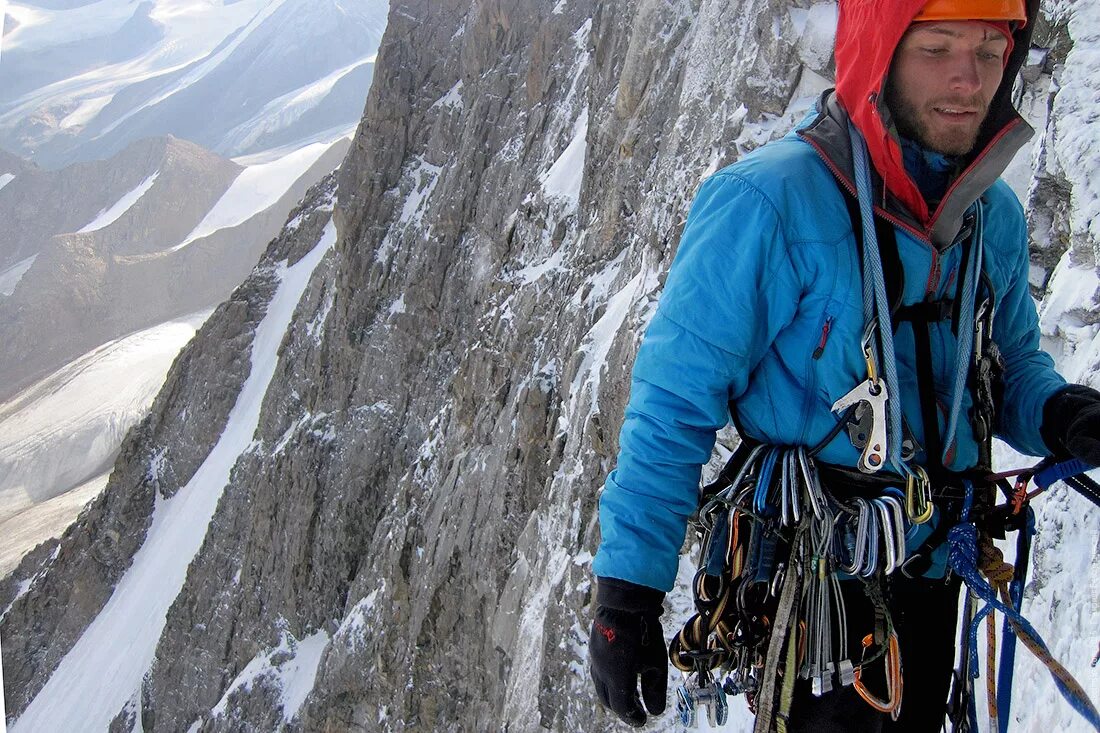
[947,56,983,95]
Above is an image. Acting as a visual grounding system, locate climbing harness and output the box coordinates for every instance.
[672,450,1100,732]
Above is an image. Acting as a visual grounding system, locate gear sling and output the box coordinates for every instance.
[669,126,1100,732]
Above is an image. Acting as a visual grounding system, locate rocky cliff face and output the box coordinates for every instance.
[3,1,1098,732]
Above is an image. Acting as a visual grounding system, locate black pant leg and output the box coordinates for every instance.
[787,579,886,733]
[785,575,961,733]
[885,575,962,732]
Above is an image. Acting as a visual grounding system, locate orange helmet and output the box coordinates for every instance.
[913,0,1027,23]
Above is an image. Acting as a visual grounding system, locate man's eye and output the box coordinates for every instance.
[922,47,947,56]
[978,50,1002,61]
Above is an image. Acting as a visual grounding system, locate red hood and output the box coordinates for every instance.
[834,0,1038,226]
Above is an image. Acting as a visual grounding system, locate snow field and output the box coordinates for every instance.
[539,106,587,210]
[11,221,337,733]
[0,0,278,125]
[173,140,340,251]
[76,170,160,233]
[0,473,108,579]
[0,312,208,530]
[0,256,36,297]
[221,56,376,153]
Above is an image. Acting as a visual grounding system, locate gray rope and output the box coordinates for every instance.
[942,202,984,463]
[848,122,983,472]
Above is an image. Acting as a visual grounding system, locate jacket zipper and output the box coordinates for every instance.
[797,131,934,245]
[925,248,941,300]
[813,317,834,360]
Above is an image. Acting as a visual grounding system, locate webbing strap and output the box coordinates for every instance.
[752,536,804,733]
[775,614,801,733]
[894,298,954,323]
[841,189,904,319]
[912,317,943,474]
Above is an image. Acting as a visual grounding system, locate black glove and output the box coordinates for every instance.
[589,577,667,727]
[1041,384,1100,466]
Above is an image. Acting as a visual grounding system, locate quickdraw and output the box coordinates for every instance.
[671,446,907,731]
[854,631,903,718]
[673,449,1099,732]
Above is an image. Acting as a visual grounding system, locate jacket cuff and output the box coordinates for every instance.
[1040,384,1100,456]
[596,576,665,614]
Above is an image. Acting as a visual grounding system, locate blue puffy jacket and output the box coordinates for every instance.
[593,94,1066,591]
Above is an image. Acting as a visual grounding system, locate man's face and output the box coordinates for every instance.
[885,21,1009,156]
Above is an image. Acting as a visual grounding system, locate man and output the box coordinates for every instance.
[589,0,1100,730]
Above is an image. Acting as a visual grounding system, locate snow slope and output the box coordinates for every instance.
[207,625,330,727]
[0,256,36,296]
[76,169,160,233]
[0,472,107,577]
[12,221,336,733]
[0,311,209,549]
[172,140,337,250]
[0,0,389,166]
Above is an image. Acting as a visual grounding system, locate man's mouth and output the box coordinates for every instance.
[933,106,978,117]
[930,100,985,121]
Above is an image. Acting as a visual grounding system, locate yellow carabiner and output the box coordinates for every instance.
[905,465,934,524]
[860,324,880,385]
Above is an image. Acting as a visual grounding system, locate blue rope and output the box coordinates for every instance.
[949,483,1100,731]
[848,122,904,474]
[996,505,1034,733]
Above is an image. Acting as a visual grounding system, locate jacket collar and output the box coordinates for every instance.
[797,90,1032,248]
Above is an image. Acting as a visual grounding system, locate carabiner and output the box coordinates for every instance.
[855,631,904,719]
[905,465,934,524]
[860,322,880,385]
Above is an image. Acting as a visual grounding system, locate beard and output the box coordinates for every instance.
[886,87,988,157]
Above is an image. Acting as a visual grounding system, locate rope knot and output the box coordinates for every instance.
[978,534,1015,587]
